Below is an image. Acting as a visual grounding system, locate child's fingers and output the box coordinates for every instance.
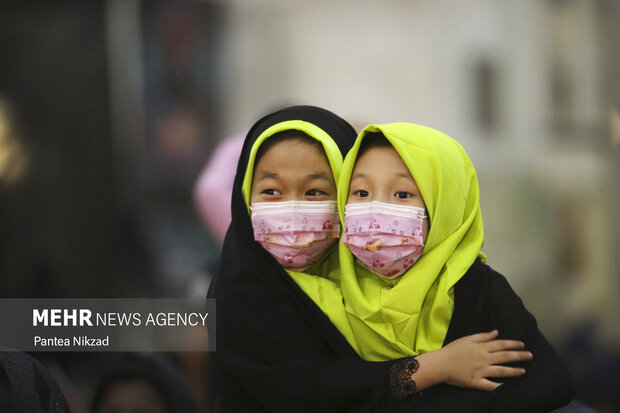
[489,350,533,364]
[468,330,499,343]
[476,378,502,392]
[485,339,526,352]
[485,365,527,379]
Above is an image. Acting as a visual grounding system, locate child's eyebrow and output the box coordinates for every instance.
[395,172,413,179]
[351,172,367,180]
[305,172,332,182]
[256,172,279,182]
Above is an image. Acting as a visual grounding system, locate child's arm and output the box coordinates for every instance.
[410,330,532,392]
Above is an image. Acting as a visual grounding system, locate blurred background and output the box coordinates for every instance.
[0,0,618,411]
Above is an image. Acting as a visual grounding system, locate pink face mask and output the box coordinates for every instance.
[250,200,340,271]
[343,201,427,278]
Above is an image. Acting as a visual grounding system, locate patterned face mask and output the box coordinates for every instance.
[250,200,340,271]
[343,201,427,278]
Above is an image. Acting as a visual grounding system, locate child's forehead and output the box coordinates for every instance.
[259,134,322,154]
[353,146,416,179]
[259,137,326,159]
[254,137,331,173]
[353,144,404,167]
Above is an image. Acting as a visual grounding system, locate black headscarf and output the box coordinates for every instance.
[208,106,403,412]
[209,105,356,295]
[0,351,69,413]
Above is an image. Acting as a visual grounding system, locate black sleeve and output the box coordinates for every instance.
[474,267,575,412]
[399,263,575,413]
[211,278,417,413]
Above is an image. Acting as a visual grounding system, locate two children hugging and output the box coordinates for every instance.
[209,106,573,412]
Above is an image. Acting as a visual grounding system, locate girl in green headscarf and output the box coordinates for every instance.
[336,123,574,410]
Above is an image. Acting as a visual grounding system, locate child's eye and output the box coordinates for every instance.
[262,189,282,196]
[353,190,369,198]
[395,191,411,199]
[306,189,326,196]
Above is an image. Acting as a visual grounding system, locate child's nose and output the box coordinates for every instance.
[289,191,307,201]
[375,191,392,204]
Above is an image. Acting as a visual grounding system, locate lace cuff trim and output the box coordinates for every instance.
[389,356,419,398]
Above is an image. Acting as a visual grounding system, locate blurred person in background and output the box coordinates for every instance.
[0,350,69,413]
[91,353,199,413]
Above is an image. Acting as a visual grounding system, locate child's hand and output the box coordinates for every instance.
[414,330,532,392]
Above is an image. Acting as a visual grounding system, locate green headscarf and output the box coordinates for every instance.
[242,120,360,353]
[337,123,486,361]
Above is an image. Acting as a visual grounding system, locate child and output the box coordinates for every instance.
[337,123,574,411]
[209,105,382,412]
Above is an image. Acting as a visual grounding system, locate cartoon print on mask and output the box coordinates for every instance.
[251,201,340,271]
[344,202,426,278]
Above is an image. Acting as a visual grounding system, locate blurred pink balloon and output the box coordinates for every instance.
[193,134,244,243]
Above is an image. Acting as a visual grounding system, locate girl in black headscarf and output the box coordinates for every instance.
[208,105,392,412]
[207,106,533,413]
